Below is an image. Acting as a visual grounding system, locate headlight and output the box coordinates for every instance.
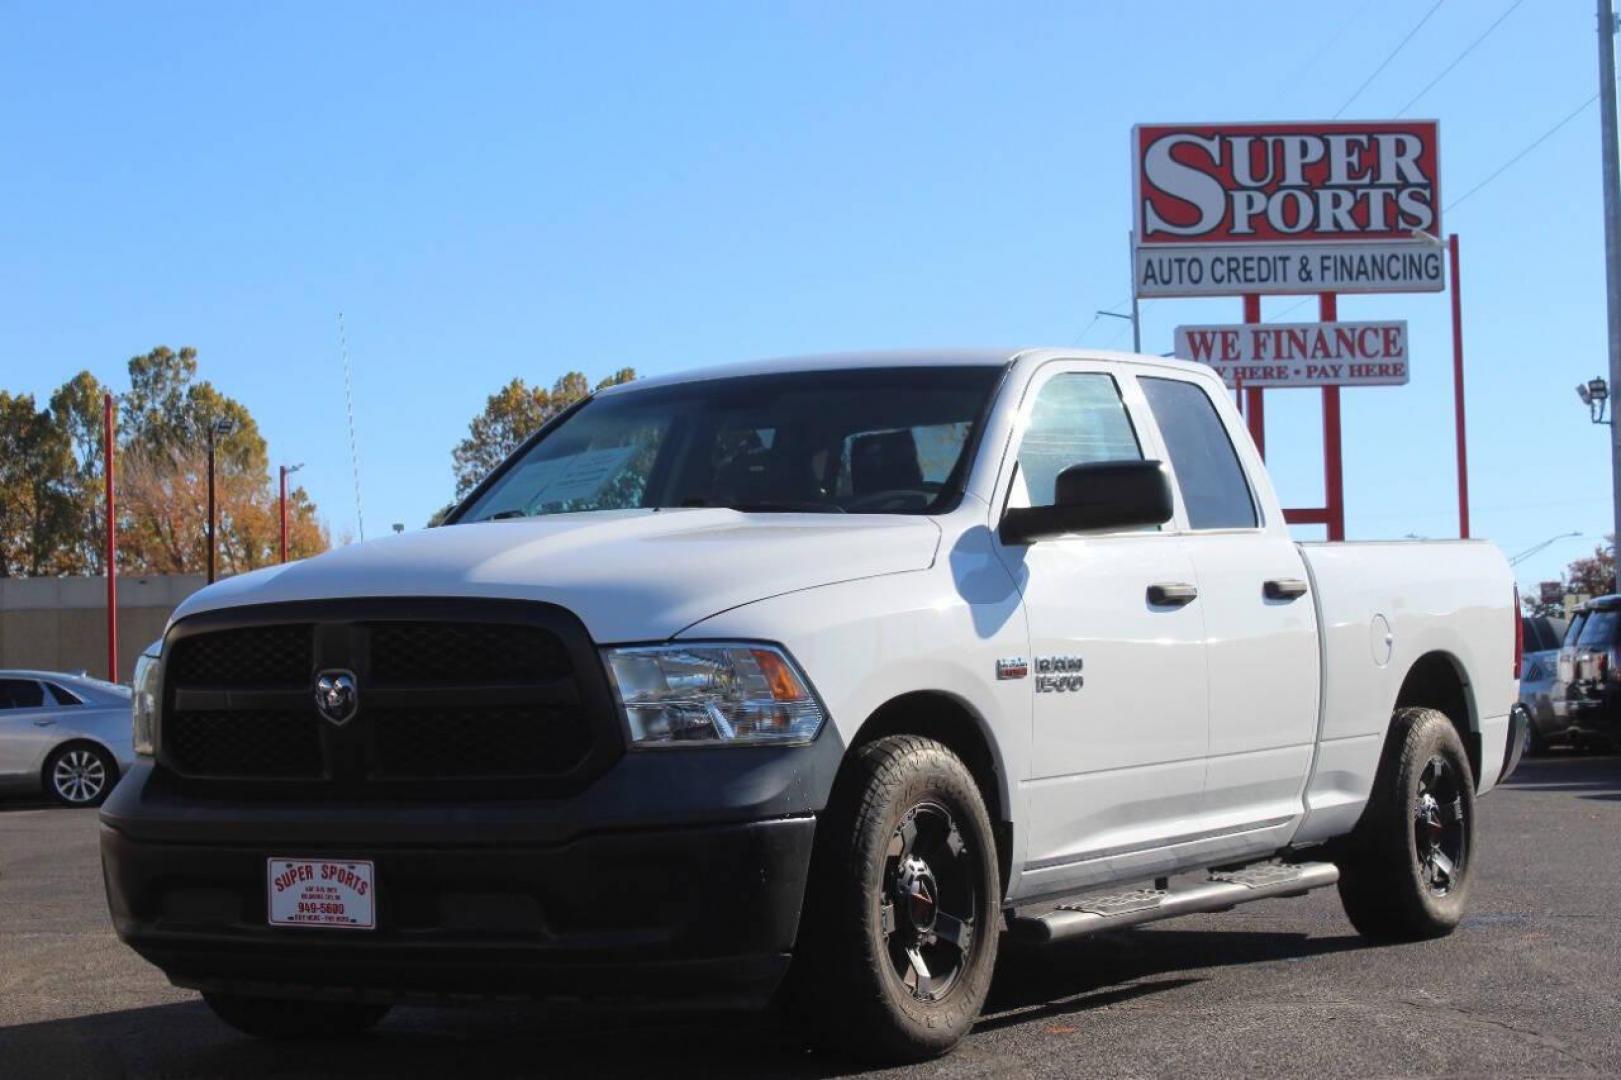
[602,643,825,747]
[131,642,162,758]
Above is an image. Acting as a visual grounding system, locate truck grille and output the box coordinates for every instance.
[159,599,622,797]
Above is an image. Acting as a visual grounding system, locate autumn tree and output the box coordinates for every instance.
[1565,535,1616,598]
[449,368,636,501]
[1,345,328,577]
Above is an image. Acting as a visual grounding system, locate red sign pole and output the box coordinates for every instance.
[1242,294,1264,457]
[1449,234,1471,539]
[1320,293,1346,541]
[103,392,118,682]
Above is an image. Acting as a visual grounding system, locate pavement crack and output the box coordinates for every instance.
[1399,995,1604,1073]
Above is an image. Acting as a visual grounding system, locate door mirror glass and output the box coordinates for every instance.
[1000,460,1174,543]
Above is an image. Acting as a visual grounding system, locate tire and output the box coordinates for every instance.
[1337,707,1476,942]
[788,735,1000,1064]
[1523,718,1547,757]
[43,743,119,807]
[202,993,391,1040]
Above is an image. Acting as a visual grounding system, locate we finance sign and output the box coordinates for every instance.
[1133,121,1444,298]
[1173,321,1409,389]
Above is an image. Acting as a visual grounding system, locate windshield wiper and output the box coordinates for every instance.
[485,509,529,521]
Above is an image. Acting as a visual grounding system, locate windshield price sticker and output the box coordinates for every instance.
[267,858,376,930]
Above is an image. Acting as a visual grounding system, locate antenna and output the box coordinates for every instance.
[338,312,366,541]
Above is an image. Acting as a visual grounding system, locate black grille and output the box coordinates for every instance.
[167,625,312,686]
[165,711,323,778]
[375,706,592,778]
[158,600,619,797]
[367,622,572,685]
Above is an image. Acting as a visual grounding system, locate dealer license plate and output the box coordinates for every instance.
[267,857,376,929]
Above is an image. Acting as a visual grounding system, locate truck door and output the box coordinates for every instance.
[1138,374,1320,848]
[992,364,1211,895]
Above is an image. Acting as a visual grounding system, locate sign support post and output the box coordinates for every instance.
[1242,294,1264,457]
[1321,292,1346,541]
[1449,233,1471,539]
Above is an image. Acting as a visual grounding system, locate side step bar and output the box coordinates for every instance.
[1008,861,1339,945]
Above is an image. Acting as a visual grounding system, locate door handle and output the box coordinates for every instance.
[1264,578,1309,600]
[1148,582,1198,606]
[32,718,55,727]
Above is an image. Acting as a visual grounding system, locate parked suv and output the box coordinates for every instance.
[1562,594,1621,751]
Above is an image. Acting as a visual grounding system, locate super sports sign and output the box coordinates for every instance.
[1132,121,1444,297]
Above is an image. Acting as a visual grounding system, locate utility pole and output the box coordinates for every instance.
[279,462,304,563]
[1600,0,1621,557]
[206,418,235,584]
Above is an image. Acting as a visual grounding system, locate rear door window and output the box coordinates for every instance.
[44,682,83,706]
[1577,610,1618,649]
[1140,377,1258,530]
[0,679,46,709]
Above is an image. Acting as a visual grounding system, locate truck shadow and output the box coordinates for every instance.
[0,926,1363,1079]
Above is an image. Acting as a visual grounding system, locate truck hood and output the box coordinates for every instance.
[170,509,942,642]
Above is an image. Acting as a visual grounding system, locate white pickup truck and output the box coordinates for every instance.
[103,349,1522,1062]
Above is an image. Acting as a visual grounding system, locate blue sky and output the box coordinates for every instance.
[1,1,1611,592]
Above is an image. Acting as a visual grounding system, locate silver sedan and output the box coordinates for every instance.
[0,670,134,807]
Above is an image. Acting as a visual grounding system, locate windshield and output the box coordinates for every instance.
[456,366,1004,522]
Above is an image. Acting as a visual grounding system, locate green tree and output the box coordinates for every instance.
[450,368,635,499]
[47,371,108,572]
[0,392,81,577]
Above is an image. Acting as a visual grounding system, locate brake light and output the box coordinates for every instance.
[1513,588,1523,679]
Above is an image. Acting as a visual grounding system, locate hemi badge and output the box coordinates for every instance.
[996,657,1029,681]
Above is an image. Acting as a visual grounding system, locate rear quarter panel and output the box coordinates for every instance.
[1293,540,1516,843]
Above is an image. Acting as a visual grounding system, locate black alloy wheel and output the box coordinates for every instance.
[882,801,978,1003]
[1412,754,1467,897]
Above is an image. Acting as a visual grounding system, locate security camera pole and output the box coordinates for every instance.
[1600,0,1621,556]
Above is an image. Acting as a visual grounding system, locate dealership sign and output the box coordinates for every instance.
[1172,320,1409,389]
[1133,121,1443,297]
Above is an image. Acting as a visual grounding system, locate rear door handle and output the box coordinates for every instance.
[1148,582,1198,606]
[1264,578,1309,600]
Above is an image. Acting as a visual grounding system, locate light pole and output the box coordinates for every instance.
[206,417,236,584]
[1509,532,1583,566]
[279,462,305,563]
[1599,0,1621,569]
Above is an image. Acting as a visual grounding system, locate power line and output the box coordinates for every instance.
[1275,0,1379,97]
[1397,0,1525,116]
[1446,92,1600,213]
[1333,0,1446,119]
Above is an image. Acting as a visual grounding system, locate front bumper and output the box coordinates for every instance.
[101,815,813,1007]
[99,729,843,1008]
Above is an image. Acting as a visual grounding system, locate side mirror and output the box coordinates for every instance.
[999,460,1174,544]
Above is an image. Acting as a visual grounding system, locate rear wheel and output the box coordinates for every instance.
[43,743,118,807]
[789,735,1000,1063]
[202,993,391,1040]
[1337,707,1476,941]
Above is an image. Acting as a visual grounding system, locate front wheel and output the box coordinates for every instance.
[789,735,1001,1063]
[1337,707,1476,941]
[202,993,391,1040]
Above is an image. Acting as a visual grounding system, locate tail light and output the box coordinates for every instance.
[1513,588,1523,679]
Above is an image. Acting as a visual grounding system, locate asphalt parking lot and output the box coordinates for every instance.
[1,754,1618,1080]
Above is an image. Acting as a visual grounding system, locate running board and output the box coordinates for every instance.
[1008,860,1340,945]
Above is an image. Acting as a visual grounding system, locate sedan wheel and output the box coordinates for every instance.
[45,745,116,807]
